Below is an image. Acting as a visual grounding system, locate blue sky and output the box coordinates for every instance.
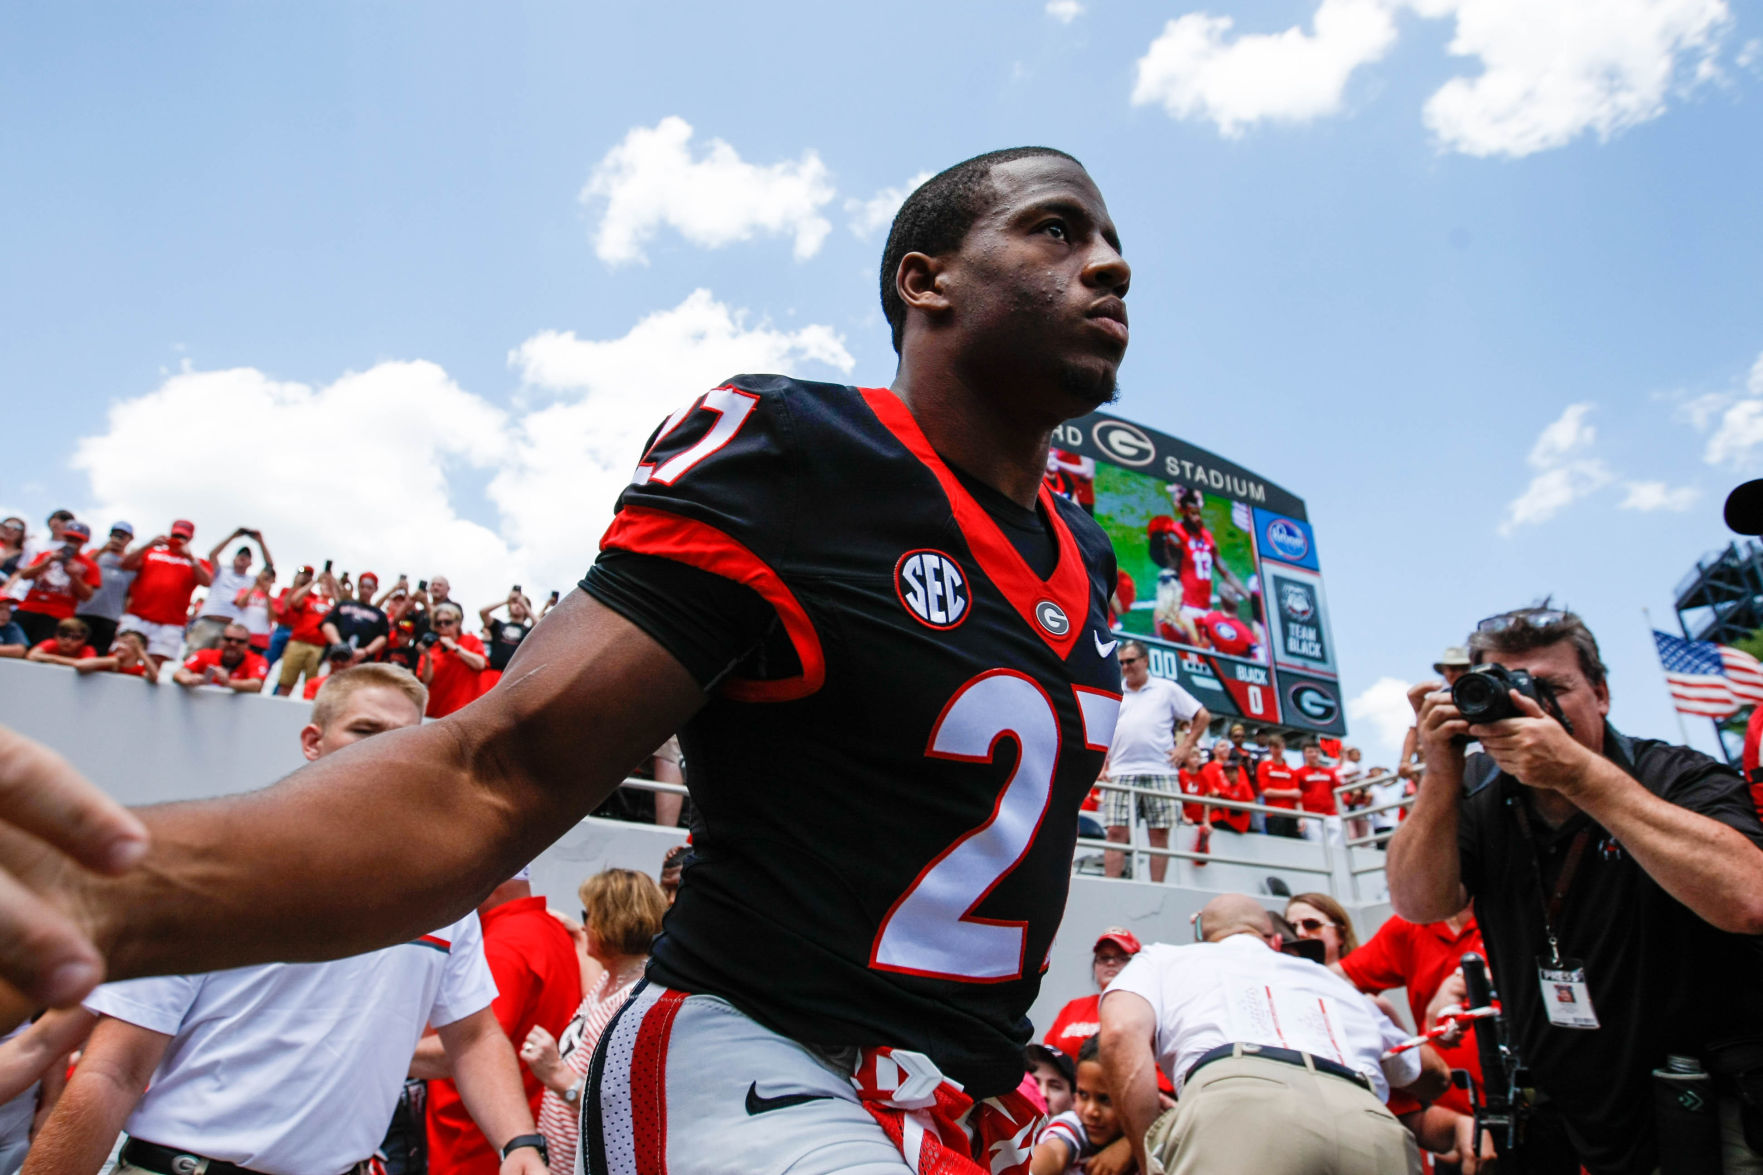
[4,1,1761,763]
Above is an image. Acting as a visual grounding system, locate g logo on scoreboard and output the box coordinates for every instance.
[1091,420,1155,467]
[1265,517,1309,562]
[895,550,971,630]
[1287,682,1340,724]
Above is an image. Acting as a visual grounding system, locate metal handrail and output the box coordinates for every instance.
[1073,834,1335,876]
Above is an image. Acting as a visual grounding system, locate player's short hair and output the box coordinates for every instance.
[1299,737,1320,751]
[311,664,427,731]
[1287,891,1360,956]
[1077,1035,1101,1064]
[578,868,668,957]
[879,147,1081,354]
[1468,600,1608,689]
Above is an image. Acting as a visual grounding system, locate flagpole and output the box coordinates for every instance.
[1643,608,1695,747]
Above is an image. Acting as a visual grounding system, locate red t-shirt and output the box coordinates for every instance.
[126,547,209,625]
[425,633,486,718]
[182,647,269,684]
[275,587,333,646]
[1201,762,1253,833]
[19,551,102,620]
[31,640,95,659]
[302,673,328,700]
[1258,760,1298,810]
[1295,765,1340,814]
[1044,994,1174,1094]
[1743,705,1763,819]
[1178,767,1212,824]
[1341,913,1487,1116]
[427,896,583,1175]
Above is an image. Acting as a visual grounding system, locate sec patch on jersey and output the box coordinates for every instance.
[895,549,971,629]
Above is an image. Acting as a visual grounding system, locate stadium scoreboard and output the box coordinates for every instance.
[1045,411,1346,737]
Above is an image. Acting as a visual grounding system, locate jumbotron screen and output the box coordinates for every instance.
[1043,412,1345,736]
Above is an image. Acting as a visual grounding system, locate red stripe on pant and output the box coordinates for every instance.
[629,988,687,1175]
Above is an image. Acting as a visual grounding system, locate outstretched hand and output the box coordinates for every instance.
[0,727,148,1020]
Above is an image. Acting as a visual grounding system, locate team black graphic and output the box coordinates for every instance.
[585,375,1123,1096]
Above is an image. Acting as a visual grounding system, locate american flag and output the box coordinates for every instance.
[1651,630,1763,717]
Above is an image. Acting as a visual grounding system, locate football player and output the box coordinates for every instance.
[1147,487,1248,646]
[0,148,1133,1175]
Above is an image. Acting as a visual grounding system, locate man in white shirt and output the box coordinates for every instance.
[1101,640,1210,882]
[23,665,549,1175]
[1097,893,1450,1175]
[186,529,274,652]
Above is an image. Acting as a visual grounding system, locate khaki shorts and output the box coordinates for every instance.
[277,639,325,690]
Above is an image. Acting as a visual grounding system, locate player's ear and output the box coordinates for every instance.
[896,252,954,320]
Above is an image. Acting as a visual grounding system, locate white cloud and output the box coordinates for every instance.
[845,171,934,238]
[1620,480,1700,511]
[1046,0,1085,22]
[1419,0,1732,157]
[1346,676,1417,768]
[1701,351,1763,468]
[70,361,522,606]
[1527,401,1597,466]
[65,291,854,612]
[497,289,854,589]
[1498,402,1614,535]
[1131,0,1399,136]
[583,117,835,266]
[1130,0,1731,156]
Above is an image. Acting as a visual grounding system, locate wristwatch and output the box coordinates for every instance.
[560,1084,580,1105]
[501,1134,549,1166]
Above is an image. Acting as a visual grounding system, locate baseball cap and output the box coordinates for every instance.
[62,521,91,542]
[170,519,196,539]
[1094,927,1142,955]
[1432,646,1472,673]
[358,570,379,585]
[1025,1042,1077,1085]
[110,521,134,537]
[1726,480,1763,536]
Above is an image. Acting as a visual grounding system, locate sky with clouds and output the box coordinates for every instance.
[4,1,1760,765]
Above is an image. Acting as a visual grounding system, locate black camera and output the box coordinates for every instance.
[418,631,440,649]
[1451,663,1567,729]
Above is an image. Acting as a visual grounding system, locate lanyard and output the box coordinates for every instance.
[1510,797,1593,966]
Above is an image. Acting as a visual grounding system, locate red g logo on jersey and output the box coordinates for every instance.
[895,550,970,630]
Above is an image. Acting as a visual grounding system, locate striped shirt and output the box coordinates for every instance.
[536,969,643,1175]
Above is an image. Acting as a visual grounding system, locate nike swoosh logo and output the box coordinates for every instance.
[745,1082,834,1115]
[1094,631,1119,658]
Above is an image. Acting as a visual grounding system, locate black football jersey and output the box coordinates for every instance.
[585,375,1123,1095]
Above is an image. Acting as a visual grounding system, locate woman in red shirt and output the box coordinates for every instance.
[420,604,487,717]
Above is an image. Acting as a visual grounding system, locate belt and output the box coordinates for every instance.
[120,1140,262,1175]
[1185,1043,1373,1092]
[121,1139,379,1175]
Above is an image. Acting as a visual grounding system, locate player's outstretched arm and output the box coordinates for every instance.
[0,590,705,1014]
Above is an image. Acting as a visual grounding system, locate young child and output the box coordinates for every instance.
[1030,1036,1128,1175]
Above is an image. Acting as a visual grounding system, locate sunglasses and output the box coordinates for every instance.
[221,636,250,645]
[1475,608,1568,635]
[1119,655,1145,666]
[434,617,459,626]
[1292,917,1333,934]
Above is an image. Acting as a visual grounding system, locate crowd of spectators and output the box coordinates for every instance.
[0,510,560,714]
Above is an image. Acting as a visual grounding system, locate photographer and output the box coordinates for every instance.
[10,521,101,646]
[419,602,487,717]
[1388,604,1763,1173]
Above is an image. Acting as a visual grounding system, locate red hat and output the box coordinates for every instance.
[62,521,92,542]
[1094,927,1142,955]
[170,519,196,538]
[358,571,379,585]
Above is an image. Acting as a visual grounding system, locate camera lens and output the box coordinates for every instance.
[1453,674,1499,720]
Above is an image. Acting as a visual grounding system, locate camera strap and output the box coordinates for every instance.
[1511,797,1592,965]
